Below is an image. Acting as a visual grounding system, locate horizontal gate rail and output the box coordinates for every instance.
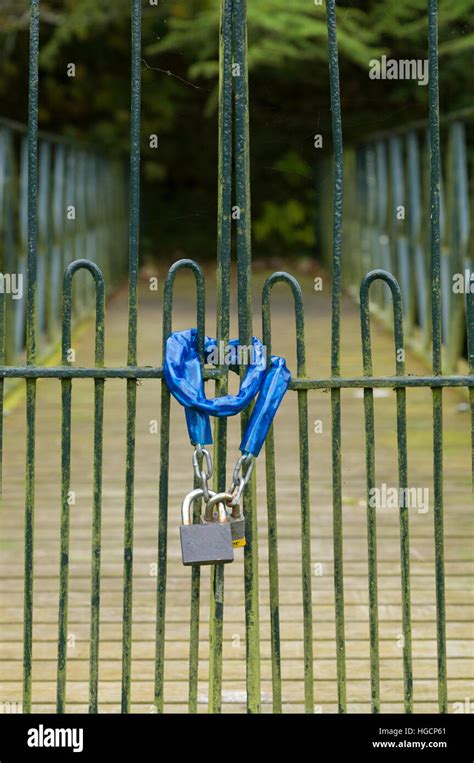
[2,365,474,386]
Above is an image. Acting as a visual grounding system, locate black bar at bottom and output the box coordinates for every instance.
[0,712,471,761]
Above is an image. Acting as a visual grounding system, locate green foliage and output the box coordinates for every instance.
[151,0,379,75]
[0,0,473,260]
[255,199,315,251]
[254,151,315,255]
[370,0,474,40]
[39,0,131,70]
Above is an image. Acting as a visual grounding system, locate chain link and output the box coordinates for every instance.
[192,445,213,503]
[191,447,254,516]
[228,453,254,508]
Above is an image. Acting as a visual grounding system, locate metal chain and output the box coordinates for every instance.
[192,445,213,503]
[193,447,254,518]
[227,453,254,508]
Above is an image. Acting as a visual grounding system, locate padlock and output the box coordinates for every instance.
[228,505,246,548]
[205,493,246,549]
[180,488,234,566]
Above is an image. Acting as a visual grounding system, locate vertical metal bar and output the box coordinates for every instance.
[56,281,72,714]
[233,0,261,714]
[121,0,141,714]
[262,273,313,713]
[188,263,206,714]
[263,423,281,712]
[89,268,105,714]
[326,0,346,713]
[188,510,201,714]
[154,327,170,713]
[261,280,283,715]
[395,342,413,716]
[154,260,205,713]
[391,280,413,715]
[207,542,225,714]
[57,260,105,714]
[26,5,39,368]
[361,270,413,712]
[127,0,141,359]
[216,0,232,353]
[182,255,207,714]
[208,0,233,715]
[428,0,447,714]
[295,328,313,713]
[23,0,40,714]
[359,282,380,714]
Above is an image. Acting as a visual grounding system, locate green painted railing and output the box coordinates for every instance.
[0,116,128,365]
[1,0,473,716]
[318,109,474,373]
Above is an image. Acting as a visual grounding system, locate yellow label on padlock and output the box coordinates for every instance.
[232,538,246,549]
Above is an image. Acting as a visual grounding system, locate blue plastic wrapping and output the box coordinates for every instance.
[239,355,291,456]
[163,329,291,455]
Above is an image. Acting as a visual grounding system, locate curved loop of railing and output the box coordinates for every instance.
[262,271,306,377]
[58,258,105,713]
[359,268,413,714]
[62,258,105,366]
[360,269,405,376]
[261,271,312,713]
[156,258,206,714]
[162,258,206,361]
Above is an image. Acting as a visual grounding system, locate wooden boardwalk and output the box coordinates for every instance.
[0,270,472,713]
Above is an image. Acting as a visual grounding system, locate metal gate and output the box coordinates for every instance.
[1,0,473,715]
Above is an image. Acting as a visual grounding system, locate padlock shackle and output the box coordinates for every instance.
[205,491,232,522]
[182,488,229,527]
[182,488,208,526]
